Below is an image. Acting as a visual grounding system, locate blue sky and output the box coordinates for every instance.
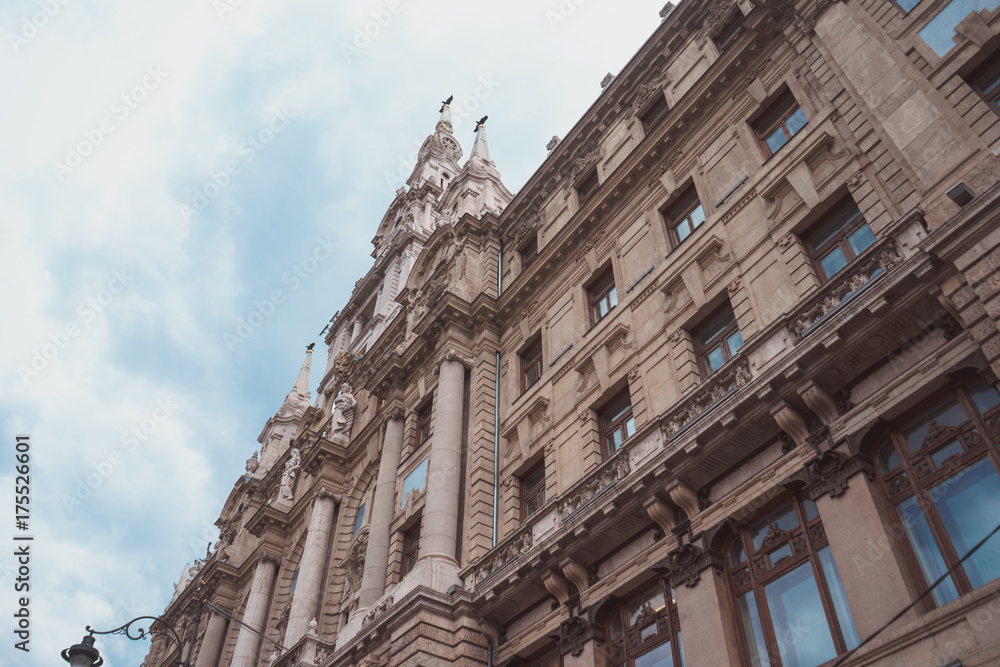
[0,1,663,664]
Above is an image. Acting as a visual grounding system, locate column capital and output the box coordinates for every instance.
[434,347,474,372]
[257,551,283,568]
[312,485,342,506]
[383,405,405,425]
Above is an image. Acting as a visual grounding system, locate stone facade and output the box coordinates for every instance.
[146,1,1000,666]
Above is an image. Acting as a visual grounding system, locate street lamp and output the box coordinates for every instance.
[62,614,200,667]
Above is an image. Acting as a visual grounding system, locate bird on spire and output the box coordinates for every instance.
[440,95,453,112]
[475,115,488,132]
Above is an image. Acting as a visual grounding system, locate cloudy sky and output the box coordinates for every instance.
[0,1,664,664]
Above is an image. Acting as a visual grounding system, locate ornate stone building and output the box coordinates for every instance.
[146,0,1000,665]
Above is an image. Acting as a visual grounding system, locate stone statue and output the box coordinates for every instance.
[279,448,301,502]
[331,384,357,437]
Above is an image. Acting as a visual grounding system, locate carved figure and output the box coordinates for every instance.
[279,449,301,502]
[331,384,357,436]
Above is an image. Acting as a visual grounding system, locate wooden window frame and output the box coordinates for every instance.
[576,167,600,204]
[662,184,706,249]
[804,197,875,281]
[725,495,855,667]
[870,379,1000,611]
[402,521,421,576]
[966,52,1000,115]
[587,266,618,326]
[605,579,684,667]
[693,304,743,378]
[639,92,670,134]
[414,401,432,448]
[752,89,808,158]
[520,460,547,521]
[600,389,635,457]
[520,337,544,393]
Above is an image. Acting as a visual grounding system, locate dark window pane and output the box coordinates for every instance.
[765,128,787,155]
[970,383,1000,413]
[731,540,747,566]
[690,204,706,228]
[738,591,772,667]
[803,498,820,522]
[785,107,808,136]
[807,200,863,250]
[697,308,737,345]
[706,346,726,374]
[634,642,674,667]
[818,546,861,650]
[727,330,744,355]
[877,441,901,473]
[930,458,1000,588]
[676,220,692,242]
[902,397,968,452]
[848,224,876,255]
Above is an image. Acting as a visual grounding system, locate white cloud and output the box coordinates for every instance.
[0,0,663,664]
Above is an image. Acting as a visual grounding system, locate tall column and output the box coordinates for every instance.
[285,489,339,646]
[422,349,471,563]
[359,409,406,608]
[673,568,743,667]
[193,610,228,667]
[231,556,277,667]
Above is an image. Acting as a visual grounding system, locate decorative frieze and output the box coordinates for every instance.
[559,454,631,518]
[470,524,533,586]
[665,543,723,588]
[361,594,393,626]
[661,358,752,437]
[806,451,875,500]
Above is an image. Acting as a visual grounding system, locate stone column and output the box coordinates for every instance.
[231,556,278,667]
[285,489,339,646]
[193,610,228,667]
[673,568,743,667]
[359,409,406,608]
[422,349,471,564]
[813,469,916,637]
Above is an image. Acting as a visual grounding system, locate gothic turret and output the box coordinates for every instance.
[255,345,313,476]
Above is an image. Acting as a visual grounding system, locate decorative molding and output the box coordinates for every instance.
[435,347,475,371]
[661,358,752,437]
[559,454,630,518]
[806,451,874,500]
[666,543,723,588]
[470,524,533,586]
[361,594,393,626]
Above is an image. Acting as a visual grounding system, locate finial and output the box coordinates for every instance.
[474,115,488,132]
[439,95,453,112]
[306,342,315,352]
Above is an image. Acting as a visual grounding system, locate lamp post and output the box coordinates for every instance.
[62,614,201,667]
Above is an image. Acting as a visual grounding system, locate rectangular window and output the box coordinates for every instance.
[919,0,1000,57]
[967,53,1000,114]
[576,167,600,203]
[520,461,547,520]
[402,522,421,575]
[663,185,706,248]
[354,502,366,533]
[600,390,636,456]
[694,305,743,377]
[520,234,539,268]
[639,93,670,134]
[520,337,543,392]
[415,401,432,447]
[587,266,618,326]
[805,198,876,281]
[712,10,745,51]
[401,458,428,509]
[752,90,808,157]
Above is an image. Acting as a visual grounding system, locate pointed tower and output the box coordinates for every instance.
[256,345,313,476]
[405,100,464,193]
[441,115,514,222]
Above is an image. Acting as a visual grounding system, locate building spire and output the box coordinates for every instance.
[437,95,454,134]
[292,344,314,398]
[470,116,491,163]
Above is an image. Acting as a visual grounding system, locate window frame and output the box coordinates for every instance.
[520,337,544,393]
[414,401,432,448]
[604,579,685,667]
[600,389,636,457]
[693,305,743,378]
[520,460,547,521]
[870,379,1000,611]
[576,167,600,204]
[639,92,670,134]
[402,521,421,576]
[587,266,618,326]
[662,184,706,249]
[804,197,875,281]
[725,495,859,667]
[711,9,746,52]
[520,234,539,268]
[752,89,808,158]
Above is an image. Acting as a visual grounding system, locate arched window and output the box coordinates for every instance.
[726,496,859,667]
[605,580,685,667]
[872,379,1000,607]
